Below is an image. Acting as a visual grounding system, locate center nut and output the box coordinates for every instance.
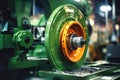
[70,34,86,50]
[60,21,86,63]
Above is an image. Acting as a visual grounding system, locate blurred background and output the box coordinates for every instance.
[86,0,120,63]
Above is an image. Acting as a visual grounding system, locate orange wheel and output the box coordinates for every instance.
[60,21,86,62]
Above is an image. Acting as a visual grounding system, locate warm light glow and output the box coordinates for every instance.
[89,18,94,27]
[30,18,39,25]
[115,24,119,30]
[30,16,40,26]
[100,5,111,12]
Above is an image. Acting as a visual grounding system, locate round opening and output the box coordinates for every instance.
[25,37,30,44]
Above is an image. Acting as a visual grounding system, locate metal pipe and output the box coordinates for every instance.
[111,0,117,42]
[105,0,109,43]
[112,0,115,33]
[33,0,35,16]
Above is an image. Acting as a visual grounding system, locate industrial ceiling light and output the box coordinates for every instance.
[100,5,111,12]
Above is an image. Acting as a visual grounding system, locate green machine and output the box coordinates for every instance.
[0,0,119,80]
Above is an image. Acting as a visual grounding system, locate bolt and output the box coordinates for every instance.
[70,34,86,50]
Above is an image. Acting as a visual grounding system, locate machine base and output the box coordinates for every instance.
[38,62,120,80]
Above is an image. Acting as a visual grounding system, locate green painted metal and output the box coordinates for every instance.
[13,30,33,49]
[0,34,13,49]
[38,0,92,20]
[47,0,92,18]
[0,0,91,70]
[8,58,50,70]
[15,0,32,29]
[31,45,47,58]
[45,4,88,70]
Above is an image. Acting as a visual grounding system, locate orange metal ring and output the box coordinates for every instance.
[60,21,86,63]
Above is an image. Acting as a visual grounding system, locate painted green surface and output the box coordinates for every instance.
[13,30,33,49]
[0,34,13,49]
[0,0,91,70]
[45,4,88,70]
[39,0,92,20]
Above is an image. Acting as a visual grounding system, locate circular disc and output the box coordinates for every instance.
[45,4,88,70]
[60,21,86,63]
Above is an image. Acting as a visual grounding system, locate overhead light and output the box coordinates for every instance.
[100,5,111,12]
[115,24,119,31]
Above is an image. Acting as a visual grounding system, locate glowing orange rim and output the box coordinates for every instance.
[60,21,86,63]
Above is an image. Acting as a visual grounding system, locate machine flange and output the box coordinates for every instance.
[45,4,88,70]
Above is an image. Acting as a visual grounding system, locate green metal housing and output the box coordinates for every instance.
[45,4,88,70]
[0,0,91,70]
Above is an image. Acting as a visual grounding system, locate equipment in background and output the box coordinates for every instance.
[0,0,119,80]
[106,44,120,63]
